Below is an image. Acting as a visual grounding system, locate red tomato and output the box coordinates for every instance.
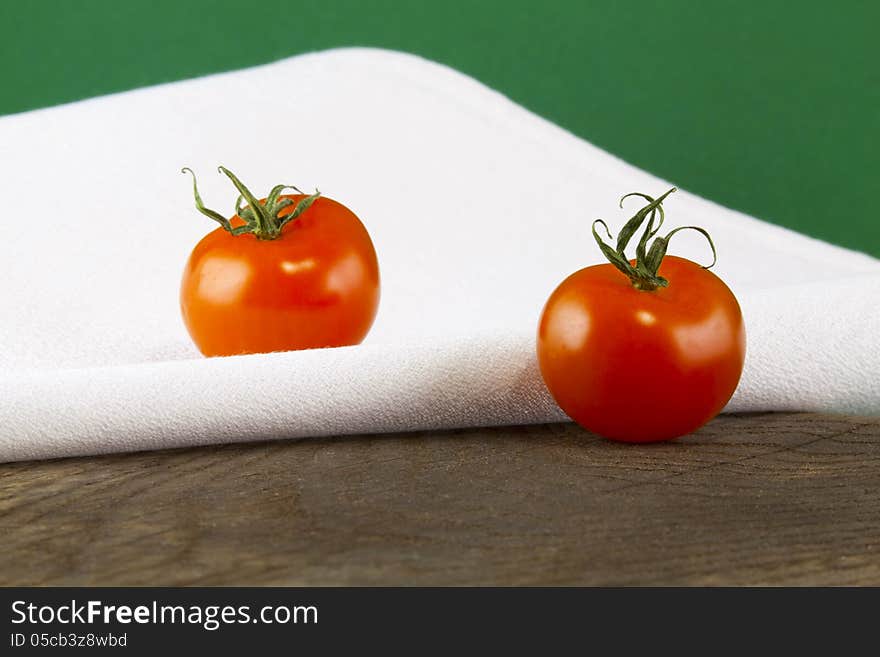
[537,190,745,443]
[180,168,380,357]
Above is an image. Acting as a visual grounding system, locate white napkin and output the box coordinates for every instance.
[1,48,878,462]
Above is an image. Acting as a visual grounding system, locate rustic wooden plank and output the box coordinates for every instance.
[1,412,878,586]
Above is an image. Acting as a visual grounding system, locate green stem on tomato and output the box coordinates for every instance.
[592,187,717,291]
[182,166,320,240]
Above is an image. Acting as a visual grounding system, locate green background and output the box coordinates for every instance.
[2,0,877,256]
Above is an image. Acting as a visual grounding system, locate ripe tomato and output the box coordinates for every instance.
[180,167,380,357]
[537,190,745,443]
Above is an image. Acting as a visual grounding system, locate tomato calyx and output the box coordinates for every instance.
[592,187,717,291]
[182,166,321,240]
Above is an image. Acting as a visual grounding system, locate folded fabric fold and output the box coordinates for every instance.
[1,48,877,462]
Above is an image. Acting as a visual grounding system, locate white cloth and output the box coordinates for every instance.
[1,48,878,462]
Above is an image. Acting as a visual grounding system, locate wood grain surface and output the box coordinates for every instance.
[1,412,878,586]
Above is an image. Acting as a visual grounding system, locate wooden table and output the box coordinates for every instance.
[1,412,877,586]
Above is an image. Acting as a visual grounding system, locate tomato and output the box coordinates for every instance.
[180,167,380,357]
[537,190,745,442]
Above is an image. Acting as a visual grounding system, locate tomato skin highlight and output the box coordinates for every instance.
[181,195,380,357]
[537,256,745,443]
